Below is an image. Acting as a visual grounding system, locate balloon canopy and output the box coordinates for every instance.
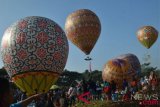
[117,53,141,75]
[1,16,69,95]
[65,9,101,55]
[102,54,141,89]
[137,26,158,49]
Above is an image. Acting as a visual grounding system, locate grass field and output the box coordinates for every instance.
[76,100,140,107]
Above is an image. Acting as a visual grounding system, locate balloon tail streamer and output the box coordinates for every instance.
[142,50,150,65]
[89,61,92,72]
[145,50,151,64]
[84,56,92,72]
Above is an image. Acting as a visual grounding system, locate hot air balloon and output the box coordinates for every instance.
[1,16,69,96]
[117,53,141,75]
[137,26,158,49]
[102,58,136,89]
[65,9,101,55]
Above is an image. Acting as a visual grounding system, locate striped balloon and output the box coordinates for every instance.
[102,54,141,89]
[102,59,134,89]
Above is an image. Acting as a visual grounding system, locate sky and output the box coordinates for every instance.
[0,0,159,72]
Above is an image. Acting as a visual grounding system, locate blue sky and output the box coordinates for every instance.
[0,0,159,72]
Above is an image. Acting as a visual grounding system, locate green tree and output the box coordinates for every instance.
[56,69,82,87]
[141,62,159,77]
[0,67,8,76]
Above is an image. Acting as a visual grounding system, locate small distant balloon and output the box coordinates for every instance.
[137,26,158,49]
[65,9,101,55]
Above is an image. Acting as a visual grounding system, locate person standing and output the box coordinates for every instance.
[150,74,158,91]
[67,84,77,107]
[110,80,116,94]
[0,77,43,107]
[110,80,117,101]
[122,79,128,90]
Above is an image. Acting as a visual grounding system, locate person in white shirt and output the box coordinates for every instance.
[67,85,77,107]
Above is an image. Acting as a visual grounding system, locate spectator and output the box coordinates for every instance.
[130,78,138,94]
[82,79,88,93]
[67,84,77,107]
[110,80,116,94]
[144,76,149,85]
[21,92,27,101]
[111,89,118,102]
[140,77,144,86]
[76,80,82,97]
[88,78,97,100]
[96,81,102,100]
[36,93,47,107]
[0,77,43,107]
[122,79,128,90]
[59,91,69,107]
[103,81,111,100]
[149,71,154,83]
[46,91,54,107]
[150,74,158,91]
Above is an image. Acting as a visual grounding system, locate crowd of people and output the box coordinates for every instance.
[66,71,159,105]
[102,71,159,102]
[0,71,159,107]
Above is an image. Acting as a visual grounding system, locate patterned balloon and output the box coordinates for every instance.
[1,16,69,95]
[137,26,158,49]
[117,53,141,75]
[102,58,136,89]
[65,9,101,55]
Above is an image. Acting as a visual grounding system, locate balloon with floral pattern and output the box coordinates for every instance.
[1,16,69,96]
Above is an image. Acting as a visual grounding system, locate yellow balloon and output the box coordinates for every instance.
[12,72,59,96]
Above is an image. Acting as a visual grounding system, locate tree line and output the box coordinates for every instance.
[0,63,159,88]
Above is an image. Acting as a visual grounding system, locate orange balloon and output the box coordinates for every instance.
[65,9,101,55]
[102,58,136,89]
